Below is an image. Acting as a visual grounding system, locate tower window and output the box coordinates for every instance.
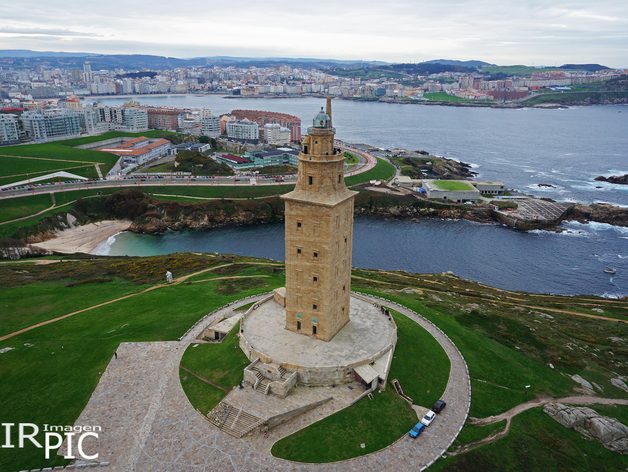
[313,251,318,258]
[308,176,313,185]
[297,221,302,228]
[343,285,346,292]
[313,276,318,282]
[313,304,318,310]
[297,248,302,255]
[344,237,347,244]
[338,174,342,183]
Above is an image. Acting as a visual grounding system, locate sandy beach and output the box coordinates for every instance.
[33,220,131,254]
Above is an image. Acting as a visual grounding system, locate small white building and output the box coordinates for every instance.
[471,181,506,196]
[422,180,482,203]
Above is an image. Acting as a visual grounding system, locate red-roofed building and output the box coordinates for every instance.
[216,153,252,166]
[98,136,172,175]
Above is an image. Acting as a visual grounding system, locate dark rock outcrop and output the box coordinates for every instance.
[566,203,628,227]
[544,402,628,454]
[595,174,628,185]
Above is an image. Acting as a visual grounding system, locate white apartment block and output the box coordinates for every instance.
[226,119,259,142]
[122,107,148,132]
[264,123,291,145]
[21,109,81,141]
[201,115,220,138]
[0,114,20,144]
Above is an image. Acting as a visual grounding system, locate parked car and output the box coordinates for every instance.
[432,400,447,413]
[408,422,426,438]
[421,410,436,426]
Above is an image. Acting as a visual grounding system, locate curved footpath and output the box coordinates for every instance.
[62,293,470,471]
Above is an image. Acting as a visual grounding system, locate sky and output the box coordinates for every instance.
[1,0,627,67]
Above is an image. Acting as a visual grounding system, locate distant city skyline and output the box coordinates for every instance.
[0,0,627,68]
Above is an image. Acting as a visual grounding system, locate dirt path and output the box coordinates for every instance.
[449,395,628,456]
[0,262,281,342]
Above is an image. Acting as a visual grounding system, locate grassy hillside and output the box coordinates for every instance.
[0,253,625,470]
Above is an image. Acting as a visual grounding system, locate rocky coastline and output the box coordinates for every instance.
[4,189,624,251]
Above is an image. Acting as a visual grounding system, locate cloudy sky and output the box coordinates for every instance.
[1,0,627,67]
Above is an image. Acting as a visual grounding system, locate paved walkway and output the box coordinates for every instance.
[68,293,471,471]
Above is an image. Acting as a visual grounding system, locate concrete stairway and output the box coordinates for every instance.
[208,401,265,438]
[255,377,271,394]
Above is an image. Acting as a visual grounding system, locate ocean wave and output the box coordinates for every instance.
[564,221,628,235]
[92,232,123,255]
[529,228,588,238]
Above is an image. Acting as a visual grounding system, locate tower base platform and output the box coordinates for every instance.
[239,294,397,388]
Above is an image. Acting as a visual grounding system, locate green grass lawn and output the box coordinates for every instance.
[389,310,450,406]
[523,90,628,105]
[0,255,283,471]
[180,327,250,392]
[429,180,475,191]
[345,157,395,186]
[0,255,624,470]
[0,131,184,187]
[354,288,575,418]
[0,143,119,184]
[271,389,415,462]
[424,92,472,103]
[0,278,148,337]
[0,193,53,223]
[179,370,225,415]
[450,420,506,450]
[432,408,627,472]
[271,304,450,463]
[141,162,175,173]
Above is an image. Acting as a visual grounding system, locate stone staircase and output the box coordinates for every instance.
[278,366,288,379]
[208,401,265,438]
[255,377,271,394]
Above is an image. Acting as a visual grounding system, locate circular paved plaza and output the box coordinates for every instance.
[68,293,471,471]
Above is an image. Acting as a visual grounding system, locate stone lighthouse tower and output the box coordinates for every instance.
[281,98,357,342]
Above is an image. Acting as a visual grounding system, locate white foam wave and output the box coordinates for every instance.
[92,232,123,255]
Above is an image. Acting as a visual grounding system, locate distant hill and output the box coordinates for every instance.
[424,59,493,69]
[0,49,97,58]
[559,64,609,72]
[0,50,386,70]
[0,51,613,75]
